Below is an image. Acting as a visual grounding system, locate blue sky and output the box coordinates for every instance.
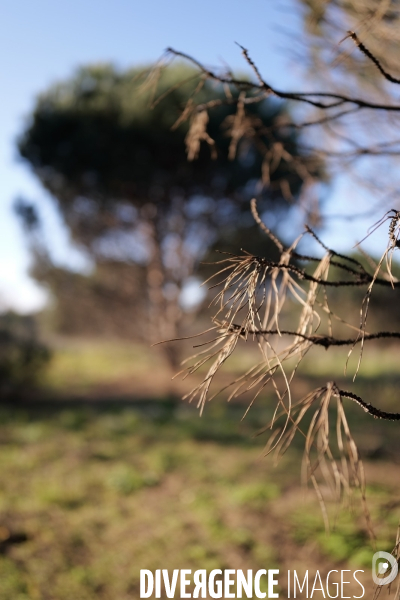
[0,0,389,312]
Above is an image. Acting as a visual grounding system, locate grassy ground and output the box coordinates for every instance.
[0,338,399,599]
[0,399,398,599]
[41,337,400,404]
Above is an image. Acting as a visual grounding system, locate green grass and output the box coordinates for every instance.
[290,501,396,568]
[0,404,281,599]
[0,401,394,598]
[299,344,400,379]
[0,336,398,598]
[42,339,158,393]
[40,338,400,406]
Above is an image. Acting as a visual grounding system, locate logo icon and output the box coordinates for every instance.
[372,551,398,586]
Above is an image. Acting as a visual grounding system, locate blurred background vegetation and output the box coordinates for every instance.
[1,0,400,598]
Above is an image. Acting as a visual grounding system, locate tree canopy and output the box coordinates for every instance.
[17,61,320,365]
[20,63,313,237]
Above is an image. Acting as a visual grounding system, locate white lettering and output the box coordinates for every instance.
[269,570,279,598]
[294,571,308,597]
[162,570,179,598]
[224,569,235,598]
[237,570,253,598]
[311,571,325,598]
[155,570,161,598]
[193,570,207,598]
[140,570,153,598]
[181,570,191,598]
[209,569,222,599]
[254,569,267,599]
[341,570,351,598]
[353,571,365,598]
[326,570,338,598]
[140,567,366,599]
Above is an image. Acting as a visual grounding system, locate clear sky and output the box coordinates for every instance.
[0,0,388,313]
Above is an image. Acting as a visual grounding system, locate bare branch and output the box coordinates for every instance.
[349,31,400,85]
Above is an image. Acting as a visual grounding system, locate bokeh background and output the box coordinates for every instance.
[1,1,400,598]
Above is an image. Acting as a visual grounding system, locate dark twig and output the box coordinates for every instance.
[338,389,400,421]
[167,47,400,112]
[164,35,400,537]
[228,325,400,348]
[348,31,400,85]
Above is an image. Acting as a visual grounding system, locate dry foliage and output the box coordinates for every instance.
[160,197,400,541]
[156,31,400,569]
